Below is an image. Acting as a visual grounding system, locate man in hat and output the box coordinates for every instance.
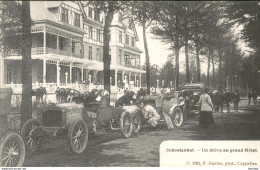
[140,100,161,130]
[232,89,240,112]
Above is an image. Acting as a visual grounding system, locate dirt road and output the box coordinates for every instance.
[23,99,260,167]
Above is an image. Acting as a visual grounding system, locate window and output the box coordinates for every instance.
[96,48,100,61]
[88,26,93,39]
[89,46,92,60]
[94,10,100,21]
[119,31,122,43]
[97,29,101,42]
[131,36,135,46]
[72,41,75,53]
[124,55,131,65]
[74,13,80,27]
[119,49,122,64]
[88,7,93,18]
[125,35,129,45]
[61,7,68,23]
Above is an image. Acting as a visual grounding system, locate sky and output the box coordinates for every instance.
[135,25,208,74]
[135,25,251,75]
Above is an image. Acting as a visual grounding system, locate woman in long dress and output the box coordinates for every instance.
[199,88,214,128]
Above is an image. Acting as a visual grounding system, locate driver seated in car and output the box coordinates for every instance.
[140,100,161,130]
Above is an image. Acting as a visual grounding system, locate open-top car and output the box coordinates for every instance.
[179,83,204,116]
[21,89,140,154]
[0,88,25,167]
[129,92,185,134]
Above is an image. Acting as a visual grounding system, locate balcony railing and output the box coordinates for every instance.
[8,47,83,59]
[124,63,140,69]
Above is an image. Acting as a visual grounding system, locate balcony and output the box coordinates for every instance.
[124,63,140,69]
[8,47,83,59]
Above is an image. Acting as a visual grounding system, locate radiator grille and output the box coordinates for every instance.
[42,110,62,127]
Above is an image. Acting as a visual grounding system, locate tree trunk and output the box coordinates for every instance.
[103,3,114,104]
[143,22,150,94]
[218,52,222,89]
[194,19,200,82]
[21,1,32,127]
[212,52,215,87]
[184,20,190,83]
[174,15,180,91]
[207,53,210,87]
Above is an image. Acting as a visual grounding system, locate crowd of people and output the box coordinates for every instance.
[198,87,258,128]
[56,86,258,131]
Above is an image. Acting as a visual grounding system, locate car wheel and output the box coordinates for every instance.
[0,131,25,167]
[68,119,88,154]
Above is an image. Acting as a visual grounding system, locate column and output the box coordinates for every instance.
[43,59,46,85]
[122,70,125,81]
[89,74,92,84]
[56,61,60,86]
[134,73,137,87]
[93,70,98,84]
[81,66,84,82]
[56,32,59,52]
[115,70,118,87]
[43,26,46,54]
[0,59,4,88]
[139,73,142,88]
[129,72,131,84]
[69,62,72,83]
[86,70,90,83]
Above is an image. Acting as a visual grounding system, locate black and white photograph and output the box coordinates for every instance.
[0,1,259,167]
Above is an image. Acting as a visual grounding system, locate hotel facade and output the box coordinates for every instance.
[0,1,144,93]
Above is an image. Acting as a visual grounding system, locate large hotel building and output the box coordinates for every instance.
[0,1,145,94]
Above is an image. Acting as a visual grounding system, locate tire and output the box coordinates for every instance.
[171,107,184,127]
[0,131,25,167]
[120,111,133,138]
[68,119,88,154]
[21,119,42,152]
[131,111,141,134]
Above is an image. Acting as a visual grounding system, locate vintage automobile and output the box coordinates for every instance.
[21,89,139,154]
[0,88,25,167]
[179,83,204,116]
[129,92,185,134]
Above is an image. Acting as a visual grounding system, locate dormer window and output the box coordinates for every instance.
[74,13,80,27]
[94,10,100,21]
[129,21,135,31]
[61,7,68,23]
[131,36,135,46]
[126,35,129,45]
[88,7,93,18]
[119,31,122,43]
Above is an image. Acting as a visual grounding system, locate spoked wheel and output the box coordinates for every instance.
[171,107,184,127]
[131,111,141,134]
[21,119,42,152]
[120,111,133,138]
[0,131,25,167]
[68,119,88,154]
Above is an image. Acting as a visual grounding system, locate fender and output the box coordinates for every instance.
[169,101,184,115]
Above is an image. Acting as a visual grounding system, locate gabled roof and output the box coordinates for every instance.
[30,1,60,23]
[122,17,139,41]
[45,1,62,9]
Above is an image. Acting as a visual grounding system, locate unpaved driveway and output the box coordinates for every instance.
[23,99,260,167]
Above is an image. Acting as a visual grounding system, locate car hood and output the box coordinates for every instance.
[43,102,84,110]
